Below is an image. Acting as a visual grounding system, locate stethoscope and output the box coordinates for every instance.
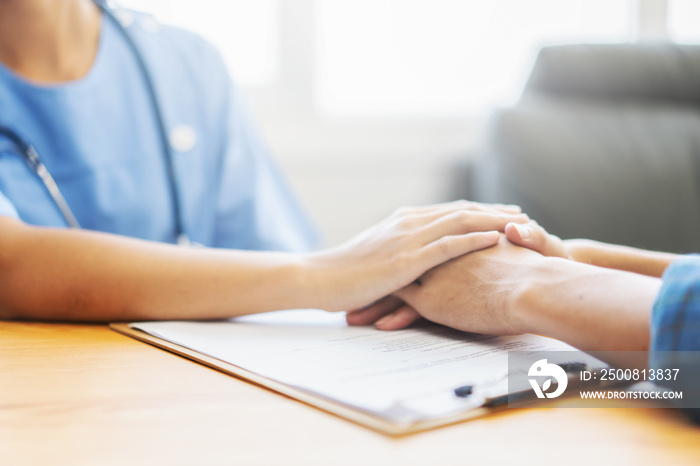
[0,0,191,246]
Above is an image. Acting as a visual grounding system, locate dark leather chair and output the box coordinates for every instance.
[466,43,700,253]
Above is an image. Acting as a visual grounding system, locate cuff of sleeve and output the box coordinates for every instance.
[649,255,700,422]
[650,254,700,352]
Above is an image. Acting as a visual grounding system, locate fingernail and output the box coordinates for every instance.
[514,222,530,239]
[375,314,395,327]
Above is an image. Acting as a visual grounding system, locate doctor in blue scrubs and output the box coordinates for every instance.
[0,0,527,322]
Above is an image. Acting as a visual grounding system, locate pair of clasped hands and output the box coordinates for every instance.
[343,200,570,336]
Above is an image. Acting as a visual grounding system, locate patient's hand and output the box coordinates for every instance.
[347,237,546,334]
[347,210,568,332]
[391,237,545,335]
[346,295,422,330]
[504,220,571,260]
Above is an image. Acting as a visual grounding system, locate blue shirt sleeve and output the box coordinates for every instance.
[650,255,700,352]
[0,189,19,219]
[649,255,700,422]
[212,82,321,252]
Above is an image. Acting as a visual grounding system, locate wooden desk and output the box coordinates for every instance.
[2,322,700,466]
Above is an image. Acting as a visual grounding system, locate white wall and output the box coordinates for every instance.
[258,117,481,247]
[244,0,481,246]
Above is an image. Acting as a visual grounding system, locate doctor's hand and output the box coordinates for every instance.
[310,201,528,313]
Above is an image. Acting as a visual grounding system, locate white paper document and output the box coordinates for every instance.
[130,310,591,425]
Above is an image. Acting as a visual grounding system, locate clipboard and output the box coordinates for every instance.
[112,322,492,435]
[110,310,595,435]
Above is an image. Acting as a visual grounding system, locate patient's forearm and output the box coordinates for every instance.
[514,258,662,351]
[565,239,679,278]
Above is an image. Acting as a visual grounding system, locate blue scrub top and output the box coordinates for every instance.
[0,9,319,252]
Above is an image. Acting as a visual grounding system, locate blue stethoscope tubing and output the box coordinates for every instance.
[0,127,80,229]
[0,0,190,245]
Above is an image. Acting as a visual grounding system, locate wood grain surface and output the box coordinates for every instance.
[2,321,699,466]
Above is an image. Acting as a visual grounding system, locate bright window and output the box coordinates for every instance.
[316,0,635,117]
[668,0,700,43]
[116,0,278,88]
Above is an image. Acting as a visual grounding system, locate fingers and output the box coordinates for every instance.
[346,296,422,330]
[397,200,522,225]
[374,304,422,330]
[505,222,541,248]
[393,282,422,309]
[505,221,568,258]
[346,296,403,326]
[495,204,522,214]
[440,200,522,215]
[415,230,500,272]
[419,210,528,243]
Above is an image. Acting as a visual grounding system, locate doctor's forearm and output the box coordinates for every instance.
[0,219,328,322]
[0,203,524,321]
